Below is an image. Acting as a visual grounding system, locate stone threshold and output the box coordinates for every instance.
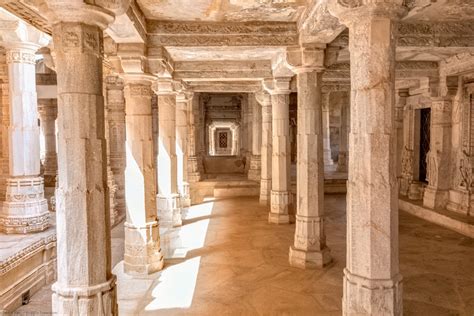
[399,198,474,239]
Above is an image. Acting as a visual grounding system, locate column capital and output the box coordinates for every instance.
[105,75,125,90]
[152,78,179,96]
[262,77,292,95]
[328,1,406,26]
[42,0,131,29]
[397,88,410,98]
[286,45,326,74]
[256,91,272,106]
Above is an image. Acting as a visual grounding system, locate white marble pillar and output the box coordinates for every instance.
[0,39,49,233]
[123,79,164,275]
[330,2,405,314]
[38,99,58,188]
[336,93,349,172]
[176,92,191,208]
[423,98,452,209]
[47,2,128,310]
[257,92,272,205]
[105,76,126,225]
[248,93,262,181]
[155,79,181,228]
[264,78,292,224]
[290,64,332,268]
[322,93,334,166]
[188,95,201,183]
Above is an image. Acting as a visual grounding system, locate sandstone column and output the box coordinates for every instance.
[330,2,405,314]
[188,95,201,183]
[38,99,58,188]
[288,48,332,268]
[322,93,334,166]
[248,93,262,181]
[0,26,49,233]
[154,79,181,228]
[423,98,452,209]
[123,78,164,275]
[176,92,191,208]
[336,93,349,172]
[264,78,291,224]
[105,76,126,225]
[256,92,272,205]
[45,1,129,313]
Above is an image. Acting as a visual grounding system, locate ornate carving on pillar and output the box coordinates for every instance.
[37,99,58,188]
[256,91,273,205]
[176,90,192,208]
[248,93,262,181]
[187,94,202,183]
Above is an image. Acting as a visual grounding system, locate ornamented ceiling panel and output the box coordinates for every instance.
[137,0,307,22]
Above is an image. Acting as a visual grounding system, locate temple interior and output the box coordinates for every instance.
[0,0,473,315]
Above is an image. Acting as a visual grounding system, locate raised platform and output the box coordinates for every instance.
[0,225,56,313]
[399,198,474,239]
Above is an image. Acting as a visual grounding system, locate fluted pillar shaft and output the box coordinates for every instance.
[176,92,191,208]
[336,93,349,172]
[248,93,262,181]
[155,80,181,228]
[289,68,332,268]
[123,79,163,275]
[187,95,201,183]
[0,43,49,234]
[257,92,272,205]
[322,93,334,166]
[105,76,126,225]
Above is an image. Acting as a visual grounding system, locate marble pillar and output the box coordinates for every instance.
[105,76,126,225]
[123,79,164,275]
[0,42,49,234]
[257,92,272,205]
[248,93,262,181]
[289,66,332,268]
[48,10,123,313]
[155,79,181,228]
[188,95,201,183]
[265,78,291,224]
[423,98,452,209]
[38,99,58,188]
[330,2,405,314]
[322,93,334,166]
[176,92,191,208]
[336,93,349,173]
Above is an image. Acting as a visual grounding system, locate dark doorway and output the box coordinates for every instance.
[419,108,431,183]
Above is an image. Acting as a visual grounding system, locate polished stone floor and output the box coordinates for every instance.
[15,194,474,315]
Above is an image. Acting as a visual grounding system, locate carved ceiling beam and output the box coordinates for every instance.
[106,2,147,44]
[186,80,260,93]
[147,20,298,47]
[1,1,50,35]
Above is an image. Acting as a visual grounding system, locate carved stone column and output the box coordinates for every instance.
[154,79,181,228]
[257,92,272,205]
[423,98,452,209]
[176,92,191,208]
[322,92,334,166]
[45,1,129,313]
[105,76,126,225]
[330,2,405,314]
[0,27,49,233]
[123,78,164,275]
[336,93,349,172]
[38,99,58,188]
[264,78,291,224]
[288,47,332,268]
[188,95,201,183]
[248,93,262,181]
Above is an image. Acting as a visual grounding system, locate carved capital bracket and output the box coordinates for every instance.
[263,77,292,95]
[286,45,326,74]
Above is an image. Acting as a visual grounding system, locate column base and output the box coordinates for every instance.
[423,186,448,209]
[269,190,290,224]
[124,221,164,275]
[343,269,403,316]
[259,178,271,205]
[179,182,192,208]
[157,193,182,228]
[248,155,261,181]
[0,177,49,234]
[289,246,332,269]
[52,276,118,316]
[187,157,202,183]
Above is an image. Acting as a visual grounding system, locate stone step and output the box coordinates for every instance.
[214,183,260,198]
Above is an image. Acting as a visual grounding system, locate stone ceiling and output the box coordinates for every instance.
[136,0,307,22]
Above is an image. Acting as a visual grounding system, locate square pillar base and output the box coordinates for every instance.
[289,246,332,269]
[157,194,182,228]
[423,187,448,209]
[269,190,290,224]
